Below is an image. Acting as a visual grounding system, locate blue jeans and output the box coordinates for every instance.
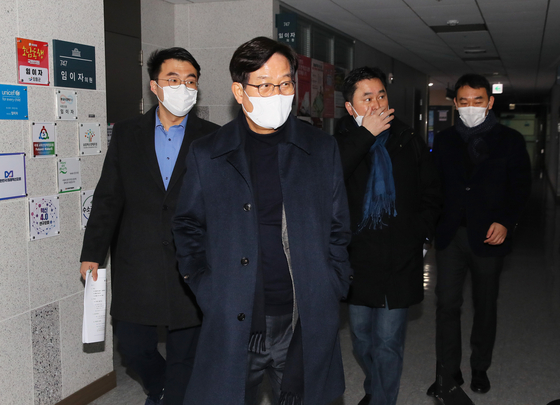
[348,301,408,405]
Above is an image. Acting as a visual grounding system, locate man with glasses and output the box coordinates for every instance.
[173,36,352,405]
[79,47,219,405]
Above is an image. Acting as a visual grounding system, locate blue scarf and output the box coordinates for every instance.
[357,128,397,231]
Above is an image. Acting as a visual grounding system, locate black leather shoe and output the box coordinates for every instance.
[427,371,464,397]
[470,370,490,393]
[357,393,371,405]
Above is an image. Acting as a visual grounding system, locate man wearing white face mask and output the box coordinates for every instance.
[79,47,219,405]
[335,66,441,405]
[173,37,352,405]
[427,74,531,399]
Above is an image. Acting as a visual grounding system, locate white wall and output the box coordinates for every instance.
[141,0,274,126]
[0,1,112,404]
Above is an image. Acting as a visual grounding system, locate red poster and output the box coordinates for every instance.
[311,59,324,118]
[296,55,311,117]
[323,63,335,118]
[17,37,49,86]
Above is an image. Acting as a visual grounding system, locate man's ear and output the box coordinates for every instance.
[150,80,159,98]
[487,96,495,110]
[453,98,458,110]
[231,82,244,105]
[345,102,354,117]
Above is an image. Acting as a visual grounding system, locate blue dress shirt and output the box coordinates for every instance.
[154,108,187,190]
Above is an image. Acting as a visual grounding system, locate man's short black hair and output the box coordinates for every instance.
[147,47,201,80]
[343,66,388,103]
[229,36,298,86]
[454,74,491,98]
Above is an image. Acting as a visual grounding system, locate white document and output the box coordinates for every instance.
[82,268,107,343]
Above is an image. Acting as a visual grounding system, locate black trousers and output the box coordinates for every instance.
[115,320,200,405]
[435,227,504,375]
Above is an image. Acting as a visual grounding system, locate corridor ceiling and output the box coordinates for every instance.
[281,0,560,102]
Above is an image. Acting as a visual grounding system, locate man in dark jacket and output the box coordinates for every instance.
[427,74,531,397]
[79,48,219,405]
[173,37,352,405]
[335,66,441,405]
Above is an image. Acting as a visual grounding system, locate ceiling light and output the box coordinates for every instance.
[428,82,434,86]
[447,20,459,26]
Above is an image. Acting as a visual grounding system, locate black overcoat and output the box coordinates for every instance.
[173,113,352,405]
[335,115,442,309]
[80,106,219,329]
[433,122,531,257]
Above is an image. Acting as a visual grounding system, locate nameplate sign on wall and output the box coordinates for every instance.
[29,195,60,240]
[56,90,78,120]
[0,84,28,120]
[81,189,94,229]
[16,37,50,86]
[32,122,56,157]
[58,157,81,193]
[53,40,96,90]
[0,153,27,201]
[79,123,101,155]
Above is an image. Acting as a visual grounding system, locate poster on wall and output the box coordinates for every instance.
[29,195,60,240]
[81,189,94,229]
[53,40,96,90]
[323,63,335,119]
[311,59,324,118]
[79,123,101,155]
[0,153,27,201]
[56,90,78,120]
[296,55,311,118]
[334,66,348,119]
[0,84,28,120]
[32,122,56,157]
[16,37,49,86]
[58,157,81,193]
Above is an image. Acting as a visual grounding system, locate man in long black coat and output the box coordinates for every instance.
[335,66,441,405]
[427,73,531,397]
[79,48,219,405]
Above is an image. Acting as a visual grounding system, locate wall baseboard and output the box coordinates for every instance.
[56,371,116,405]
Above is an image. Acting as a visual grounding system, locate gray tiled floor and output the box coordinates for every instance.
[92,177,560,405]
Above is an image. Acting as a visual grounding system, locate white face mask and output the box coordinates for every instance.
[156,83,197,117]
[243,92,294,130]
[350,104,364,126]
[457,105,489,128]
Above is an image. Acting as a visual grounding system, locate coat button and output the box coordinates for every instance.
[163,204,168,211]
[241,257,249,266]
[183,274,190,280]
[349,275,354,281]
[243,203,252,212]
[466,187,471,191]
[163,240,169,246]
[237,313,245,321]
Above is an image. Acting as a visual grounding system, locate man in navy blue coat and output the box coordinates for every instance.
[427,74,531,398]
[173,37,352,405]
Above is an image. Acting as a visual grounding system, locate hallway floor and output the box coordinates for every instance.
[91,176,560,405]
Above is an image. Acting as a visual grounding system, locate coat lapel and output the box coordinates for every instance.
[138,106,166,192]
[212,114,253,190]
[167,112,203,192]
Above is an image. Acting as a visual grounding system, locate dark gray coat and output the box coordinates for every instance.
[173,113,352,405]
[80,106,219,329]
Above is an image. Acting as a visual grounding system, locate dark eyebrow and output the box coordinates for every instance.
[166,71,197,78]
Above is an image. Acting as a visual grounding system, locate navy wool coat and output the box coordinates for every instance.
[173,113,352,405]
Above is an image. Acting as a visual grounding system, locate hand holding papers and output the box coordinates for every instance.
[82,268,107,343]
